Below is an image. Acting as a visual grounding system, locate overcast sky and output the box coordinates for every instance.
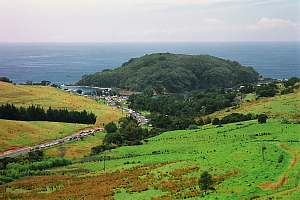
[0,0,299,42]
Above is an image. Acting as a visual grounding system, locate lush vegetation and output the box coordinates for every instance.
[92,117,155,155]
[0,151,71,182]
[255,83,278,97]
[104,121,118,133]
[0,104,96,124]
[128,89,238,131]
[78,53,259,93]
[2,120,300,199]
[2,67,300,199]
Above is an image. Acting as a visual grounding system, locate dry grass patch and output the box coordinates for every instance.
[0,81,122,126]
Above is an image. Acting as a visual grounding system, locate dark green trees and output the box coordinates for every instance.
[256,84,277,97]
[28,150,44,162]
[103,117,149,146]
[0,104,96,124]
[78,53,259,93]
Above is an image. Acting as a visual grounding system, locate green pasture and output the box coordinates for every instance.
[55,120,300,199]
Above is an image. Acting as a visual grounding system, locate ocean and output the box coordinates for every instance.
[0,42,299,84]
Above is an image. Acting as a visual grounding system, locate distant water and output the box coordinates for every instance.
[0,42,299,84]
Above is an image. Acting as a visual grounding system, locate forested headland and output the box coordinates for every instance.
[78,53,259,93]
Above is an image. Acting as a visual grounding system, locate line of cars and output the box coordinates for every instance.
[0,128,103,158]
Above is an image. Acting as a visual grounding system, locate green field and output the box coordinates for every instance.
[3,120,300,199]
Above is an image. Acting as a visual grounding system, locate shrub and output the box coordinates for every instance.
[0,77,12,83]
[105,122,118,133]
[212,118,220,125]
[199,171,213,192]
[28,150,44,162]
[256,84,277,97]
[278,154,284,163]
[258,114,268,124]
[220,113,255,124]
[284,77,300,87]
[91,144,115,155]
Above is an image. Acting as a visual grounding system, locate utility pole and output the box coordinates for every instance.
[261,144,266,162]
[103,151,106,171]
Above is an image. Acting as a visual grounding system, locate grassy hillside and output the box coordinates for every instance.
[45,131,106,159]
[0,81,122,126]
[2,120,300,199]
[78,53,259,93]
[0,81,122,152]
[0,119,89,152]
[209,89,300,120]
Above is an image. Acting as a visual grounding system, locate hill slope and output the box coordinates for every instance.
[0,81,121,126]
[0,81,122,152]
[209,89,300,120]
[3,120,300,199]
[78,53,259,93]
[0,119,88,152]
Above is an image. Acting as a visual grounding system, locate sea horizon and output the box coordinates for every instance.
[0,41,299,84]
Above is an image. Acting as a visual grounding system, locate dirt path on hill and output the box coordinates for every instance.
[259,143,299,190]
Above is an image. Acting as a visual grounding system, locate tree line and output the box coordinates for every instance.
[212,113,268,125]
[0,104,96,124]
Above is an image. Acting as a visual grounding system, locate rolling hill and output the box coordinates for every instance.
[0,81,121,126]
[209,88,300,121]
[0,81,122,152]
[78,53,259,93]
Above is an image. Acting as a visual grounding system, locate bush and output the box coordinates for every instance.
[91,144,115,155]
[199,171,213,191]
[220,113,255,124]
[105,122,118,133]
[28,150,44,162]
[278,154,284,163]
[258,114,268,124]
[256,84,277,97]
[284,77,300,87]
[0,77,12,83]
[212,118,220,125]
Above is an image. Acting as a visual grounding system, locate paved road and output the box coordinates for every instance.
[0,127,103,159]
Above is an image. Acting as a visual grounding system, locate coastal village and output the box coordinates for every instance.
[61,85,149,126]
